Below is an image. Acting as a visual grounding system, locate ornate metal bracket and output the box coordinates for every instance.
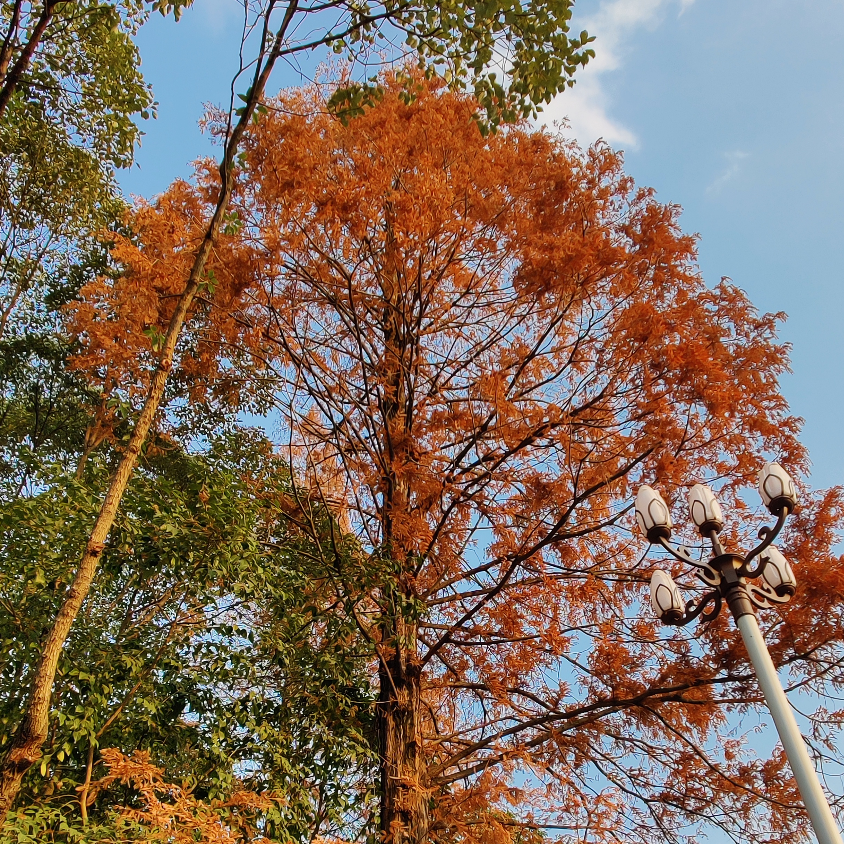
[747,578,792,610]
[693,563,721,589]
[657,536,721,587]
[665,589,722,626]
[656,536,696,565]
[742,508,789,577]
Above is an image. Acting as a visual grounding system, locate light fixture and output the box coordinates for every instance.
[649,570,684,624]
[761,546,797,597]
[635,485,672,543]
[634,479,842,844]
[758,462,798,516]
[688,484,724,535]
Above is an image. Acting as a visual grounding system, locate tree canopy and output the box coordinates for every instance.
[61,76,844,843]
[0,0,601,822]
[0,0,157,342]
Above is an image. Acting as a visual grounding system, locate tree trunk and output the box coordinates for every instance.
[379,617,430,844]
[0,0,58,120]
[0,1,300,822]
[376,195,429,842]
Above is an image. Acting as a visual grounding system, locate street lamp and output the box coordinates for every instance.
[635,464,843,844]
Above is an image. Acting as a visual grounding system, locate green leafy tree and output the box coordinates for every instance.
[0,430,377,842]
[0,0,165,502]
[0,240,116,498]
[0,0,160,341]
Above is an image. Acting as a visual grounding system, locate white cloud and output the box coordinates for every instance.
[706,151,750,195]
[539,0,694,149]
[194,0,242,35]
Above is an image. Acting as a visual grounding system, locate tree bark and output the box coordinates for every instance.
[376,197,430,843]
[0,0,58,120]
[0,0,298,822]
[0,212,207,824]
[379,618,430,844]
[0,0,25,82]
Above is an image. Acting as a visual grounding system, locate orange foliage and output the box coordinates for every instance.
[67,74,844,843]
[93,749,274,843]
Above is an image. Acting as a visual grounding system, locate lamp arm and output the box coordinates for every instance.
[747,579,793,609]
[743,507,789,577]
[669,590,722,627]
[656,536,699,566]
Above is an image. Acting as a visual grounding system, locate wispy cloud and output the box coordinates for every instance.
[539,0,694,148]
[706,151,750,195]
[195,0,243,35]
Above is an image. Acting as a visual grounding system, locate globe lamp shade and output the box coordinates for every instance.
[758,462,798,516]
[761,546,797,597]
[688,484,724,535]
[649,570,685,624]
[635,486,673,543]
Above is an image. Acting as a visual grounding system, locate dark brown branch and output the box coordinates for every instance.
[0,0,58,119]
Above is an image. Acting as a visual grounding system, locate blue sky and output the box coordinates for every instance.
[121,0,844,492]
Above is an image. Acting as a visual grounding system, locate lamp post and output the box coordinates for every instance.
[635,464,842,844]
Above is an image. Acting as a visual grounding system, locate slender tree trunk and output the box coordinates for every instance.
[0,215,207,823]
[0,0,58,120]
[0,0,25,81]
[0,0,298,822]
[376,198,430,842]
[379,617,430,844]
[0,279,25,340]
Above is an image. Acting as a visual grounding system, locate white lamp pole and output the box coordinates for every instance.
[635,467,842,844]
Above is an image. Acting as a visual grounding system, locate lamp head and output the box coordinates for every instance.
[635,486,673,543]
[760,546,797,598]
[758,462,798,516]
[649,570,685,624]
[688,484,724,536]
